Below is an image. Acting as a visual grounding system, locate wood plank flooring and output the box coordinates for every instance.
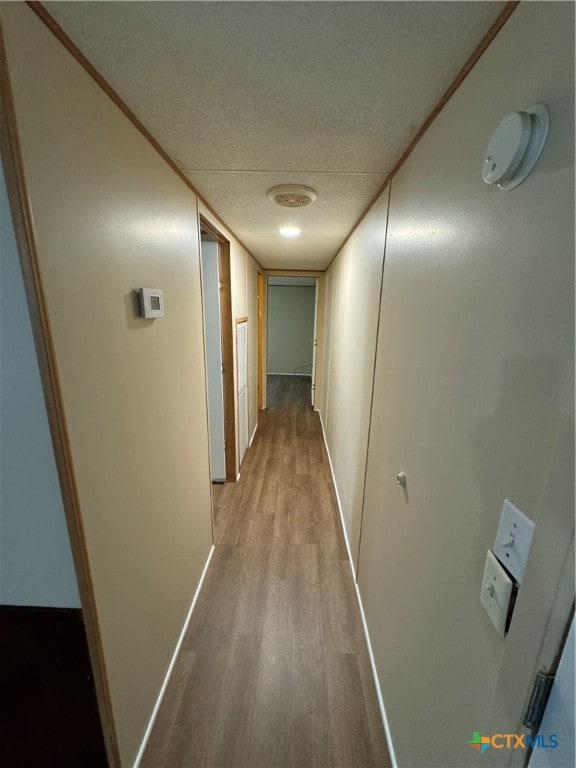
[141,375,390,768]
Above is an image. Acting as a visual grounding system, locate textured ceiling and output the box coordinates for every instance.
[45,1,508,270]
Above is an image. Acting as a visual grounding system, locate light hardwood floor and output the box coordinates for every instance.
[141,375,390,768]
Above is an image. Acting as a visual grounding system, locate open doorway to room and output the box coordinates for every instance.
[266,275,318,408]
[199,218,236,484]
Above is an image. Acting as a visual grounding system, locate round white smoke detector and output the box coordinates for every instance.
[482,104,549,190]
[268,184,317,207]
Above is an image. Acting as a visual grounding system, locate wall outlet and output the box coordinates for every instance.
[480,550,514,638]
[493,499,535,583]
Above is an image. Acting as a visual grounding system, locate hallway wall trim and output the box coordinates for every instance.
[133,545,215,768]
[319,414,398,768]
[249,422,258,448]
[0,23,121,765]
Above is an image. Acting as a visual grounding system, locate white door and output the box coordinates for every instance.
[236,319,249,467]
[527,616,574,768]
[238,389,248,467]
[311,278,318,408]
[200,241,226,482]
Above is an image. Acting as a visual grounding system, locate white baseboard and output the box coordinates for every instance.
[249,422,258,447]
[318,413,398,768]
[133,544,215,768]
[318,413,356,578]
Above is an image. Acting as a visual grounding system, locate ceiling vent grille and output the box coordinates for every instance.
[268,184,317,208]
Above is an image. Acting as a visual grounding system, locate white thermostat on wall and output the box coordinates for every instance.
[138,288,164,318]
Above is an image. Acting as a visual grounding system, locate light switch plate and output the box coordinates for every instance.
[481,550,513,638]
[493,499,535,583]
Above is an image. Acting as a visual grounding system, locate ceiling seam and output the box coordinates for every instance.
[324,0,521,272]
[26,1,265,273]
[182,169,386,176]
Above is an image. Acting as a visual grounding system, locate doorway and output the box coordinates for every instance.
[257,273,264,410]
[266,275,318,407]
[199,217,236,483]
[200,232,225,482]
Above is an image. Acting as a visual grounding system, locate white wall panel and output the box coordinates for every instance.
[358,4,574,766]
[319,190,389,568]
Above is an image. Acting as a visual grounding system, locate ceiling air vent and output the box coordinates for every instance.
[268,184,317,208]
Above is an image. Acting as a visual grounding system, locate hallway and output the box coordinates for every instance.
[141,376,390,768]
[2,4,573,765]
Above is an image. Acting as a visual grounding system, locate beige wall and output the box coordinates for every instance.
[1,4,255,764]
[356,4,574,767]
[319,189,389,568]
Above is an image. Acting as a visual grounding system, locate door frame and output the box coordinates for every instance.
[257,272,265,410]
[199,216,237,483]
[199,235,226,482]
[0,40,121,767]
[310,279,319,408]
[235,315,249,468]
[263,270,324,409]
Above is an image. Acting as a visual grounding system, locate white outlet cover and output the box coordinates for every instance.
[493,499,535,583]
[480,550,513,638]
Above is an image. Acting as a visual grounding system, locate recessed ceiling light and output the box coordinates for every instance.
[279,226,301,238]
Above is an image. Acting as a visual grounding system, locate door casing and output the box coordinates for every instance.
[262,269,324,411]
[200,216,237,483]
